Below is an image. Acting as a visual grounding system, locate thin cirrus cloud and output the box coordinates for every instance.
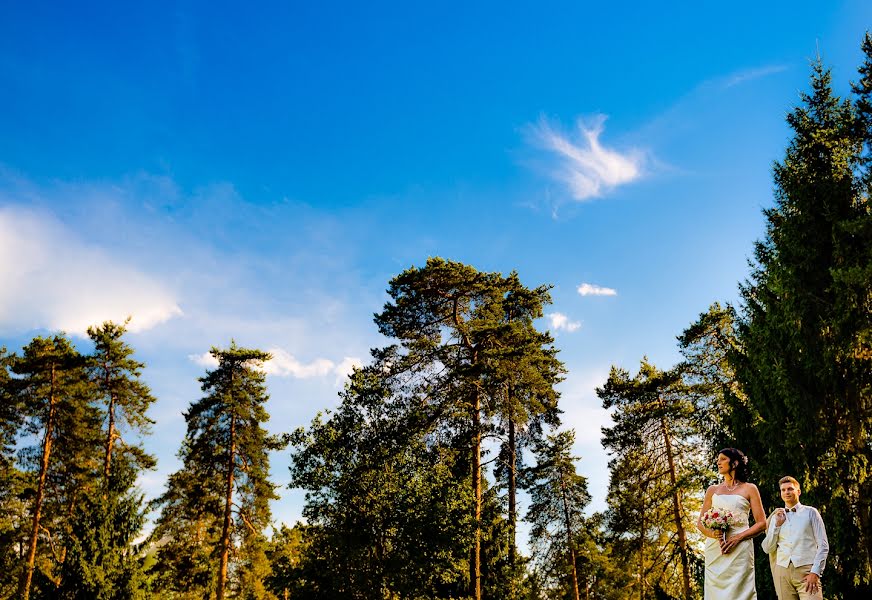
[528,114,645,201]
[577,282,617,297]
[189,348,362,384]
[547,312,581,332]
[720,64,788,89]
[0,205,182,336]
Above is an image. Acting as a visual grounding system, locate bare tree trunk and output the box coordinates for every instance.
[217,411,236,600]
[471,390,482,600]
[508,396,517,569]
[19,365,57,600]
[660,408,691,599]
[560,476,581,600]
[103,353,116,480]
[639,510,645,600]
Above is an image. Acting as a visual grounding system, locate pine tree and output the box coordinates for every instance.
[87,319,157,479]
[13,335,101,600]
[524,429,590,600]
[151,343,284,600]
[372,257,563,600]
[45,322,157,599]
[598,360,706,600]
[374,257,505,600]
[0,347,27,598]
[489,274,563,587]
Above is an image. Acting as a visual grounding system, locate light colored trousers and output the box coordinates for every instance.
[774,563,823,600]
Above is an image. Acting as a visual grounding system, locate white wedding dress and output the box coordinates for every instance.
[704,493,757,600]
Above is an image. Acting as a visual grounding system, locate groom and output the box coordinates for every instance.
[762,476,829,600]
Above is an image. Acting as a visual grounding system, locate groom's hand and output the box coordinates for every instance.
[774,508,786,526]
[803,572,820,594]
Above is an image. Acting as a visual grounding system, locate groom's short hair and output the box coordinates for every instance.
[779,476,800,488]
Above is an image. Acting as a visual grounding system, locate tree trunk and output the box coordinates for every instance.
[19,365,57,600]
[103,354,116,481]
[471,389,482,600]
[508,392,517,570]
[660,410,691,599]
[217,410,236,600]
[639,509,645,600]
[560,476,581,600]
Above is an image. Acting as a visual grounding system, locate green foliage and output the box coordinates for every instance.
[598,360,706,600]
[150,342,283,599]
[523,429,590,599]
[289,363,476,599]
[13,335,103,599]
[286,259,565,599]
[263,524,306,600]
[87,320,157,476]
[56,459,149,600]
[730,52,872,598]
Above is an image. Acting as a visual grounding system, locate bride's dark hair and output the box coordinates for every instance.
[719,447,750,482]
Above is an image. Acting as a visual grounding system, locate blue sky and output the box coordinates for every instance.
[2,1,871,538]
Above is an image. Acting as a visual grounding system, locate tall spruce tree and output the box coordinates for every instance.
[735,53,872,596]
[56,459,148,600]
[13,335,101,600]
[598,360,706,600]
[151,343,284,600]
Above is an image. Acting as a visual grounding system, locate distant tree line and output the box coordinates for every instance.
[0,34,870,600]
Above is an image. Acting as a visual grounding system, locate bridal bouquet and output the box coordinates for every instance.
[701,507,737,542]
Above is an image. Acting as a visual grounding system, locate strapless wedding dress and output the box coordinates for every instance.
[704,493,756,600]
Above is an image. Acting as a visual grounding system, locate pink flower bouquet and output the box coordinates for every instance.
[702,507,737,542]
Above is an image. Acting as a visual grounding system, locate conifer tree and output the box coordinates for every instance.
[598,360,705,600]
[56,459,148,600]
[13,335,101,600]
[45,321,157,599]
[735,53,872,596]
[87,319,157,479]
[151,343,284,600]
[489,275,563,583]
[289,358,475,599]
[524,429,590,600]
[374,258,505,600]
[0,346,20,483]
[0,347,26,598]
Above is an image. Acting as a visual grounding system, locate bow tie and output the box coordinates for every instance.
[786,507,797,512]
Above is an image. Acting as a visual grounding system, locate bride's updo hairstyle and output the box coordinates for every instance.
[719,447,750,482]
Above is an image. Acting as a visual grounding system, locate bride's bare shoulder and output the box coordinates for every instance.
[744,482,762,496]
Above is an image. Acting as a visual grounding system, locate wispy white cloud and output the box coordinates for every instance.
[577,282,617,297]
[721,64,788,89]
[187,348,362,385]
[0,206,182,336]
[528,114,645,201]
[547,312,581,332]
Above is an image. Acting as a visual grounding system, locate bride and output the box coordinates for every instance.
[697,447,767,599]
